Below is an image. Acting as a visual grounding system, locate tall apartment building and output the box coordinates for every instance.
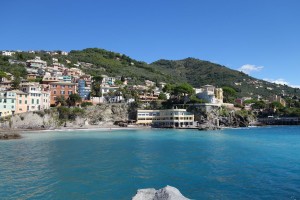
[78,79,91,100]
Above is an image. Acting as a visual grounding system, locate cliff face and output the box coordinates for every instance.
[0,104,132,130]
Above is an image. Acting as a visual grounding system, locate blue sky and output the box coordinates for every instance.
[1,0,300,87]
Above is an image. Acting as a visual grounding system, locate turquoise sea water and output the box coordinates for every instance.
[0,126,300,199]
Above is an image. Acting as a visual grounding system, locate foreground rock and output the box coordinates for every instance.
[132,185,190,200]
[0,133,21,140]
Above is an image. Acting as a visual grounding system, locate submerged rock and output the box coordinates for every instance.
[0,133,21,140]
[132,185,190,200]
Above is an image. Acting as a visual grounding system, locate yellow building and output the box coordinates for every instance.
[137,109,195,128]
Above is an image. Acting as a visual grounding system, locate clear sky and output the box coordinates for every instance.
[1,0,300,87]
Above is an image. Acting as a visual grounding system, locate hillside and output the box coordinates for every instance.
[1,48,299,98]
[150,58,300,98]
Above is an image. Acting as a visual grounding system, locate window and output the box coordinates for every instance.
[68,91,73,95]
[19,100,22,104]
[32,99,34,104]
[53,91,56,94]
[11,106,14,109]
[4,105,6,108]
[11,99,14,103]
[68,85,72,88]
[61,85,65,89]
[37,99,39,104]
[61,91,65,94]
[25,100,27,104]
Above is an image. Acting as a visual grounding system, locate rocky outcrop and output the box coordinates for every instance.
[132,186,190,200]
[0,111,59,130]
[0,104,132,130]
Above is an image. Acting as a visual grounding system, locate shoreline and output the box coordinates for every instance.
[1,124,299,139]
[0,125,152,134]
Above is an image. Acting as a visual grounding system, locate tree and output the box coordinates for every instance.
[0,71,7,82]
[121,75,126,82]
[91,76,103,97]
[11,76,21,89]
[158,93,167,100]
[163,83,174,93]
[252,100,266,109]
[270,101,284,110]
[55,96,67,106]
[67,94,82,107]
[114,79,123,86]
[222,86,237,103]
[173,83,195,96]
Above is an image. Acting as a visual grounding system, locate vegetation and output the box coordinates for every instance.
[222,86,237,103]
[81,102,93,107]
[67,94,82,107]
[57,106,85,121]
[1,47,300,109]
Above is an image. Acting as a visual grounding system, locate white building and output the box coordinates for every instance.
[101,75,116,85]
[137,109,196,128]
[2,51,15,56]
[196,85,223,104]
[0,91,16,117]
[101,85,119,96]
[26,56,47,69]
[61,51,68,56]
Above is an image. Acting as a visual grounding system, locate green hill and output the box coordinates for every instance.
[1,48,299,98]
[150,58,300,98]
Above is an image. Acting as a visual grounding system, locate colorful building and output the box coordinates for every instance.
[20,83,50,111]
[0,91,16,117]
[13,90,29,114]
[78,79,91,100]
[49,82,76,105]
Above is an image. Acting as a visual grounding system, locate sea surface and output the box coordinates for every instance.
[0,126,300,200]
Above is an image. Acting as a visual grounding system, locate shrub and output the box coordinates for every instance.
[81,102,93,107]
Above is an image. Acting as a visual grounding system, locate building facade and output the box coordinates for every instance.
[137,109,195,128]
[78,79,91,100]
[49,82,76,105]
[14,90,29,114]
[20,83,50,111]
[0,91,16,117]
[196,85,223,104]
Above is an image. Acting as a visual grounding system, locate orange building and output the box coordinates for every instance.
[49,82,76,106]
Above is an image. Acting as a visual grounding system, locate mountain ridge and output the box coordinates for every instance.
[0,48,299,98]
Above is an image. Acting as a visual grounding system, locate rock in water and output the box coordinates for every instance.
[132,185,190,200]
[132,188,157,200]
